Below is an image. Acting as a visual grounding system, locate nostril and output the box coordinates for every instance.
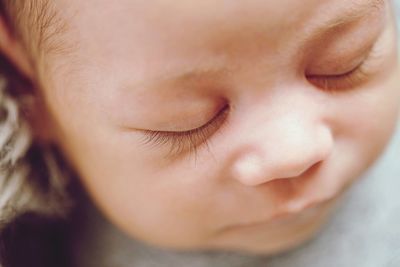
[283,153,325,178]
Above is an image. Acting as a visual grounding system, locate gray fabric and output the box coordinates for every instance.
[396,0,400,26]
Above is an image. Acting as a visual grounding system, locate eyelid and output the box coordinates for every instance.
[308,63,368,91]
[140,105,229,157]
[306,40,381,91]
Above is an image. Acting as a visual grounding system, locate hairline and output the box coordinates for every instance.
[2,0,73,61]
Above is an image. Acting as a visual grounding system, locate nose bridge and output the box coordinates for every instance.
[231,104,333,186]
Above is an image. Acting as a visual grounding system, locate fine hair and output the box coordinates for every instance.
[0,1,73,266]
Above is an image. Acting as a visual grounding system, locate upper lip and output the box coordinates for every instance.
[237,192,337,227]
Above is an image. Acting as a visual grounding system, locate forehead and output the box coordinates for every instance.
[51,0,385,85]
[57,0,386,51]
[60,0,384,29]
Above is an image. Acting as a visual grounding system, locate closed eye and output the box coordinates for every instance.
[306,42,380,91]
[307,57,370,91]
[140,105,230,157]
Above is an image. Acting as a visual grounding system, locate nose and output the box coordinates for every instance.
[231,116,333,186]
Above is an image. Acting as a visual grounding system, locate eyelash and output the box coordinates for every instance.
[307,62,369,91]
[141,105,229,157]
[307,47,377,91]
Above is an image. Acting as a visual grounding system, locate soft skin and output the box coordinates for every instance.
[2,0,400,255]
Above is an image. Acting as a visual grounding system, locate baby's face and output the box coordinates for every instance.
[37,0,399,253]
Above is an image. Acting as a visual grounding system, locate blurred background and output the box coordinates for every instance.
[396,0,400,29]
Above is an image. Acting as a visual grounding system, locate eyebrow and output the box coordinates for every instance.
[155,57,232,84]
[127,56,234,91]
[128,0,386,91]
[311,0,386,36]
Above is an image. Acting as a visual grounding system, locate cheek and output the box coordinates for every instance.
[90,162,224,248]
[59,126,224,247]
[332,67,400,167]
